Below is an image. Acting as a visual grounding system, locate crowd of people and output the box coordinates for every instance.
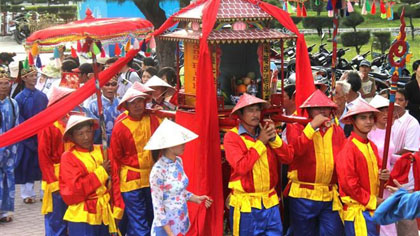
[0,50,419,236]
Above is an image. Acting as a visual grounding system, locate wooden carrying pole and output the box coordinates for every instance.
[378,8,408,198]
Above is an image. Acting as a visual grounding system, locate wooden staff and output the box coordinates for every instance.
[379,8,408,198]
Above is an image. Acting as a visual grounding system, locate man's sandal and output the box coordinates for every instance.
[23,198,36,204]
[0,216,13,223]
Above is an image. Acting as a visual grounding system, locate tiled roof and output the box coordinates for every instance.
[158,28,295,43]
[175,0,272,22]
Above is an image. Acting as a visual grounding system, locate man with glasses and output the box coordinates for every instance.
[88,75,120,145]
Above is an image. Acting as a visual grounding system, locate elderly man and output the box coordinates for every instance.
[0,69,19,222]
[88,75,120,145]
[110,87,161,236]
[334,80,351,119]
[223,93,294,235]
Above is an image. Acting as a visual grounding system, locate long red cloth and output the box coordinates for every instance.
[0,49,139,148]
[249,0,315,114]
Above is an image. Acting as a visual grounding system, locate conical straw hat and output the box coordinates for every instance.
[144,119,198,150]
[117,86,148,111]
[300,89,337,109]
[63,115,98,140]
[231,93,269,115]
[132,81,154,93]
[340,99,380,124]
[47,86,75,107]
[144,75,175,97]
[369,95,404,114]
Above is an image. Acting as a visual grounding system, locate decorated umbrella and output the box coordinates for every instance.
[25,9,152,171]
[26,8,153,46]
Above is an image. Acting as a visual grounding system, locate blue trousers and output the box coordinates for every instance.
[121,187,154,236]
[345,211,378,236]
[229,205,283,236]
[44,192,68,236]
[289,197,344,236]
[0,149,15,213]
[68,222,109,236]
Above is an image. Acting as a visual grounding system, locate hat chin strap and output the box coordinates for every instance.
[351,119,370,136]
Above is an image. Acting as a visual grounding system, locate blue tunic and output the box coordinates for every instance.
[88,95,120,145]
[14,87,48,184]
[0,97,20,212]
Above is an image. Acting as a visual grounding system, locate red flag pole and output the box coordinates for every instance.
[331,7,339,98]
[379,8,408,198]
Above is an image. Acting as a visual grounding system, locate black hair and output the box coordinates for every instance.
[61,59,79,72]
[412,60,420,72]
[143,67,157,77]
[346,71,362,92]
[105,57,118,65]
[396,88,408,101]
[151,149,162,163]
[143,57,156,67]
[283,84,296,99]
[79,63,93,75]
[157,67,177,87]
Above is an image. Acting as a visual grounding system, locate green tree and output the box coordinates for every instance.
[311,0,325,16]
[398,0,420,40]
[372,32,391,55]
[302,16,333,37]
[341,12,364,32]
[341,31,371,54]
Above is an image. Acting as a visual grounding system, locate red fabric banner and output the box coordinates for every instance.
[0,49,140,148]
[249,0,315,115]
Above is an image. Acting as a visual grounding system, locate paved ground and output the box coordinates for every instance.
[0,181,45,236]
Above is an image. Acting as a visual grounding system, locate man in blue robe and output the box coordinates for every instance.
[14,66,48,203]
[0,69,20,222]
[88,76,120,145]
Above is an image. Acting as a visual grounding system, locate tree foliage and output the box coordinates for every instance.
[398,2,420,40]
[302,16,333,37]
[341,31,370,54]
[341,12,364,32]
[372,32,391,55]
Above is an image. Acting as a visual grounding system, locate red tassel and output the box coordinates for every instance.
[114,43,121,57]
[28,52,34,65]
[380,0,386,13]
[296,2,302,17]
[76,40,82,52]
[100,48,106,58]
[82,42,89,53]
[371,0,376,15]
[71,46,77,58]
[302,4,307,17]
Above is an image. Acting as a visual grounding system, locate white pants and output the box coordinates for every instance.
[20,182,35,199]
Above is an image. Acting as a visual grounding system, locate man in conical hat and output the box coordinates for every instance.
[59,115,119,235]
[144,75,176,111]
[109,86,161,235]
[14,64,48,204]
[0,68,20,223]
[37,86,75,235]
[144,119,213,236]
[285,89,346,235]
[223,93,294,235]
[336,99,390,236]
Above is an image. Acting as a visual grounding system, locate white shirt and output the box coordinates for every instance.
[392,110,420,153]
[117,70,141,99]
[339,93,365,128]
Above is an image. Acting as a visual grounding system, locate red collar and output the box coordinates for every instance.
[350,132,369,144]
